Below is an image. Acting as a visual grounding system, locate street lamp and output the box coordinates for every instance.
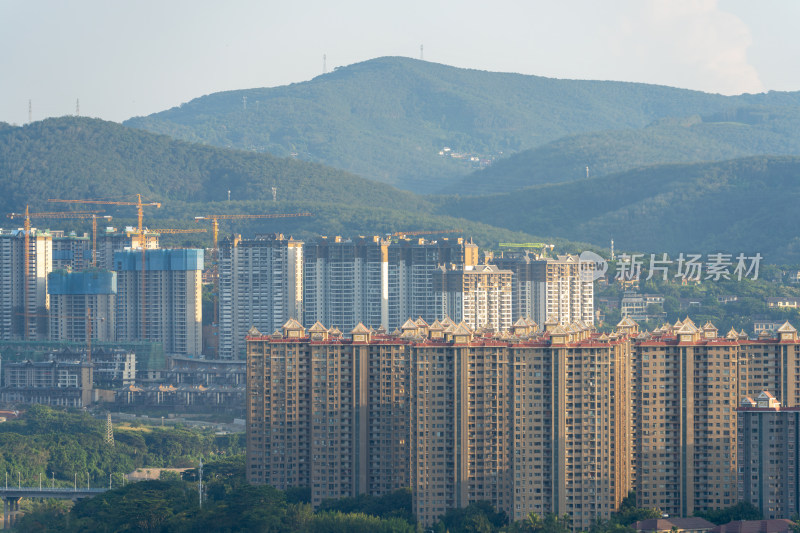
[17,471,20,489]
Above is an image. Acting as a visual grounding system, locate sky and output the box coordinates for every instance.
[1,0,799,126]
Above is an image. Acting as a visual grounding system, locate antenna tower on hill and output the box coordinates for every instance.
[323,54,327,74]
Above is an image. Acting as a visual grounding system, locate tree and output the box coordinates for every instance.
[693,501,762,525]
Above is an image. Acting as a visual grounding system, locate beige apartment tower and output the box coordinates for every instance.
[632,319,741,517]
[433,263,513,331]
[246,320,410,507]
[529,254,595,327]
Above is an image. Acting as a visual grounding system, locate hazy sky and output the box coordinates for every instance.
[2,0,799,126]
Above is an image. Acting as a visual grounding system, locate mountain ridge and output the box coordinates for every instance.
[124,56,800,193]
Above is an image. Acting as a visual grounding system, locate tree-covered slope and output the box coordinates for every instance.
[0,116,426,211]
[0,116,569,251]
[124,56,800,193]
[452,106,800,194]
[439,156,800,263]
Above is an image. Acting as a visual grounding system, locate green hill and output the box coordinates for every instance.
[439,156,800,263]
[123,56,800,193]
[452,106,800,194]
[0,116,567,250]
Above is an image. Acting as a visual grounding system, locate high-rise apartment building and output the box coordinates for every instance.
[495,254,594,326]
[246,317,632,530]
[737,391,800,519]
[433,264,513,331]
[303,236,479,332]
[393,237,478,327]
[409,318,632,529]
[51,232,91,271]
[246,320,410,507]
[218,234,303,359]
[95,228,159,270]
[48,270,116,343]
[0,228,53,340]
[114,249,203,355]
[739,322,800,406]
[632,319,741,517]
[303,236,390,331]
[491,251,535,322]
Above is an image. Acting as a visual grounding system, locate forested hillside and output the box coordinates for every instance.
[6,117,800,262]
[0,117,567,251]
[452,106,800,194]
[440,156,800,262]
[124,56,800,193]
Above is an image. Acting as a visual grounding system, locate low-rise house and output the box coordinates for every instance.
[633,517,715,533]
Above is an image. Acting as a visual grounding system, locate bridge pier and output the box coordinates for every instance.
[3,496,20,529]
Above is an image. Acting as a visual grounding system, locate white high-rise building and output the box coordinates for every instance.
[303,236,388,331]
[218,234,303,359]
[303,236,479,332]
[0,228,53,340]
[532,255,594,326]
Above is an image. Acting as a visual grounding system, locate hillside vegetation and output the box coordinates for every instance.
[440,156,800,263]
[5,117,800,262]
[124,56,800,193]
[0,117,572,251]
[453,106,800,194]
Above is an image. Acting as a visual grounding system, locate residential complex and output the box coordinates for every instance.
[244,315,800,528]
[246,317,632,530]
[246,319,410,507]
[302,236,479,333]
[631,319,800,517]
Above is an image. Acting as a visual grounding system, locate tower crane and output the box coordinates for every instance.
[49,195,162,339]
[7,207,108,338]
[194,212,312,356]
